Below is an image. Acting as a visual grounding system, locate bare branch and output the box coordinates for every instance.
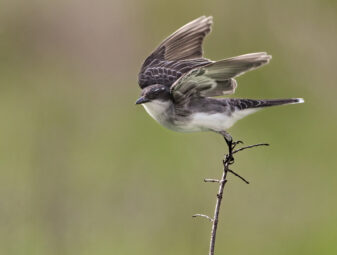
[193,140,269,255]
[228,169,250,184]
[208,157,230,255]
[233,143,269,154]
[204,178,221,183]
[192,214,214,222]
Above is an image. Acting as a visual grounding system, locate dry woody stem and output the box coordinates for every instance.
[193,142,269,255]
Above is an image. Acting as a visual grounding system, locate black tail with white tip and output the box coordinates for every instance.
[230,98,304,110]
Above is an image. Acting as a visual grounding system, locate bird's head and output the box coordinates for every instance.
[135,84,171,105]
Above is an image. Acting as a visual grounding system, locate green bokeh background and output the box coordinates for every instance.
[1,0,336,254]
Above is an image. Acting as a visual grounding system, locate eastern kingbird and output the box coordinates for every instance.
[136,16,303,156]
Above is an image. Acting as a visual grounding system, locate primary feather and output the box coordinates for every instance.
[138,16,213,89]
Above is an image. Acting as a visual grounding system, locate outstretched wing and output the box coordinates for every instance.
[171,52,272,102]
[138,16,213,89]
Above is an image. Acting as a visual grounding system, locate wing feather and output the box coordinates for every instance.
[138,16,213,88]
[171,52,272,102]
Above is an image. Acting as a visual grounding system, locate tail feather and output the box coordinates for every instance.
[230,98,304,110]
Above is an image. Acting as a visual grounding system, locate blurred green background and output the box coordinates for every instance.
[1,0,337,254]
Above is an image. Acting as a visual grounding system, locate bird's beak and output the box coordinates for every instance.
[135,96,150,105]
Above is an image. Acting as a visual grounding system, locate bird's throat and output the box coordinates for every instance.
[142,100,171,124]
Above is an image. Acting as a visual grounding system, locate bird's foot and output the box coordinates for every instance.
[225,153,235,165]
[219,131,246,165]
[225,140,244,165]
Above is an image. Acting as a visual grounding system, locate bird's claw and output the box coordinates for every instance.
[226,140,244,165]
[225,153,235,165]
[232,140,244,149]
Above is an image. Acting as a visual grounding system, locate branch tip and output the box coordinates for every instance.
[204,178,221,183]
[227,169,250,184]
[192,214,214,222]
[233,143,269,154]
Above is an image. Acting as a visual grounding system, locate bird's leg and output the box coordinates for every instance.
[219,131,242,164]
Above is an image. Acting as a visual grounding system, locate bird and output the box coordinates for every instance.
[136,16,303,160]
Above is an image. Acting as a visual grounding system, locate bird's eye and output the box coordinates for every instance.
[151,89,160,96]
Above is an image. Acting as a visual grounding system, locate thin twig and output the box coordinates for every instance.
[204,178,221,183]
[233,143,269,154]
[192,214,214,222]
[228,169,250,184]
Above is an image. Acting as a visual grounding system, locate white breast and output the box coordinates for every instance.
[187,108,259,132]
[143,100,259,133]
